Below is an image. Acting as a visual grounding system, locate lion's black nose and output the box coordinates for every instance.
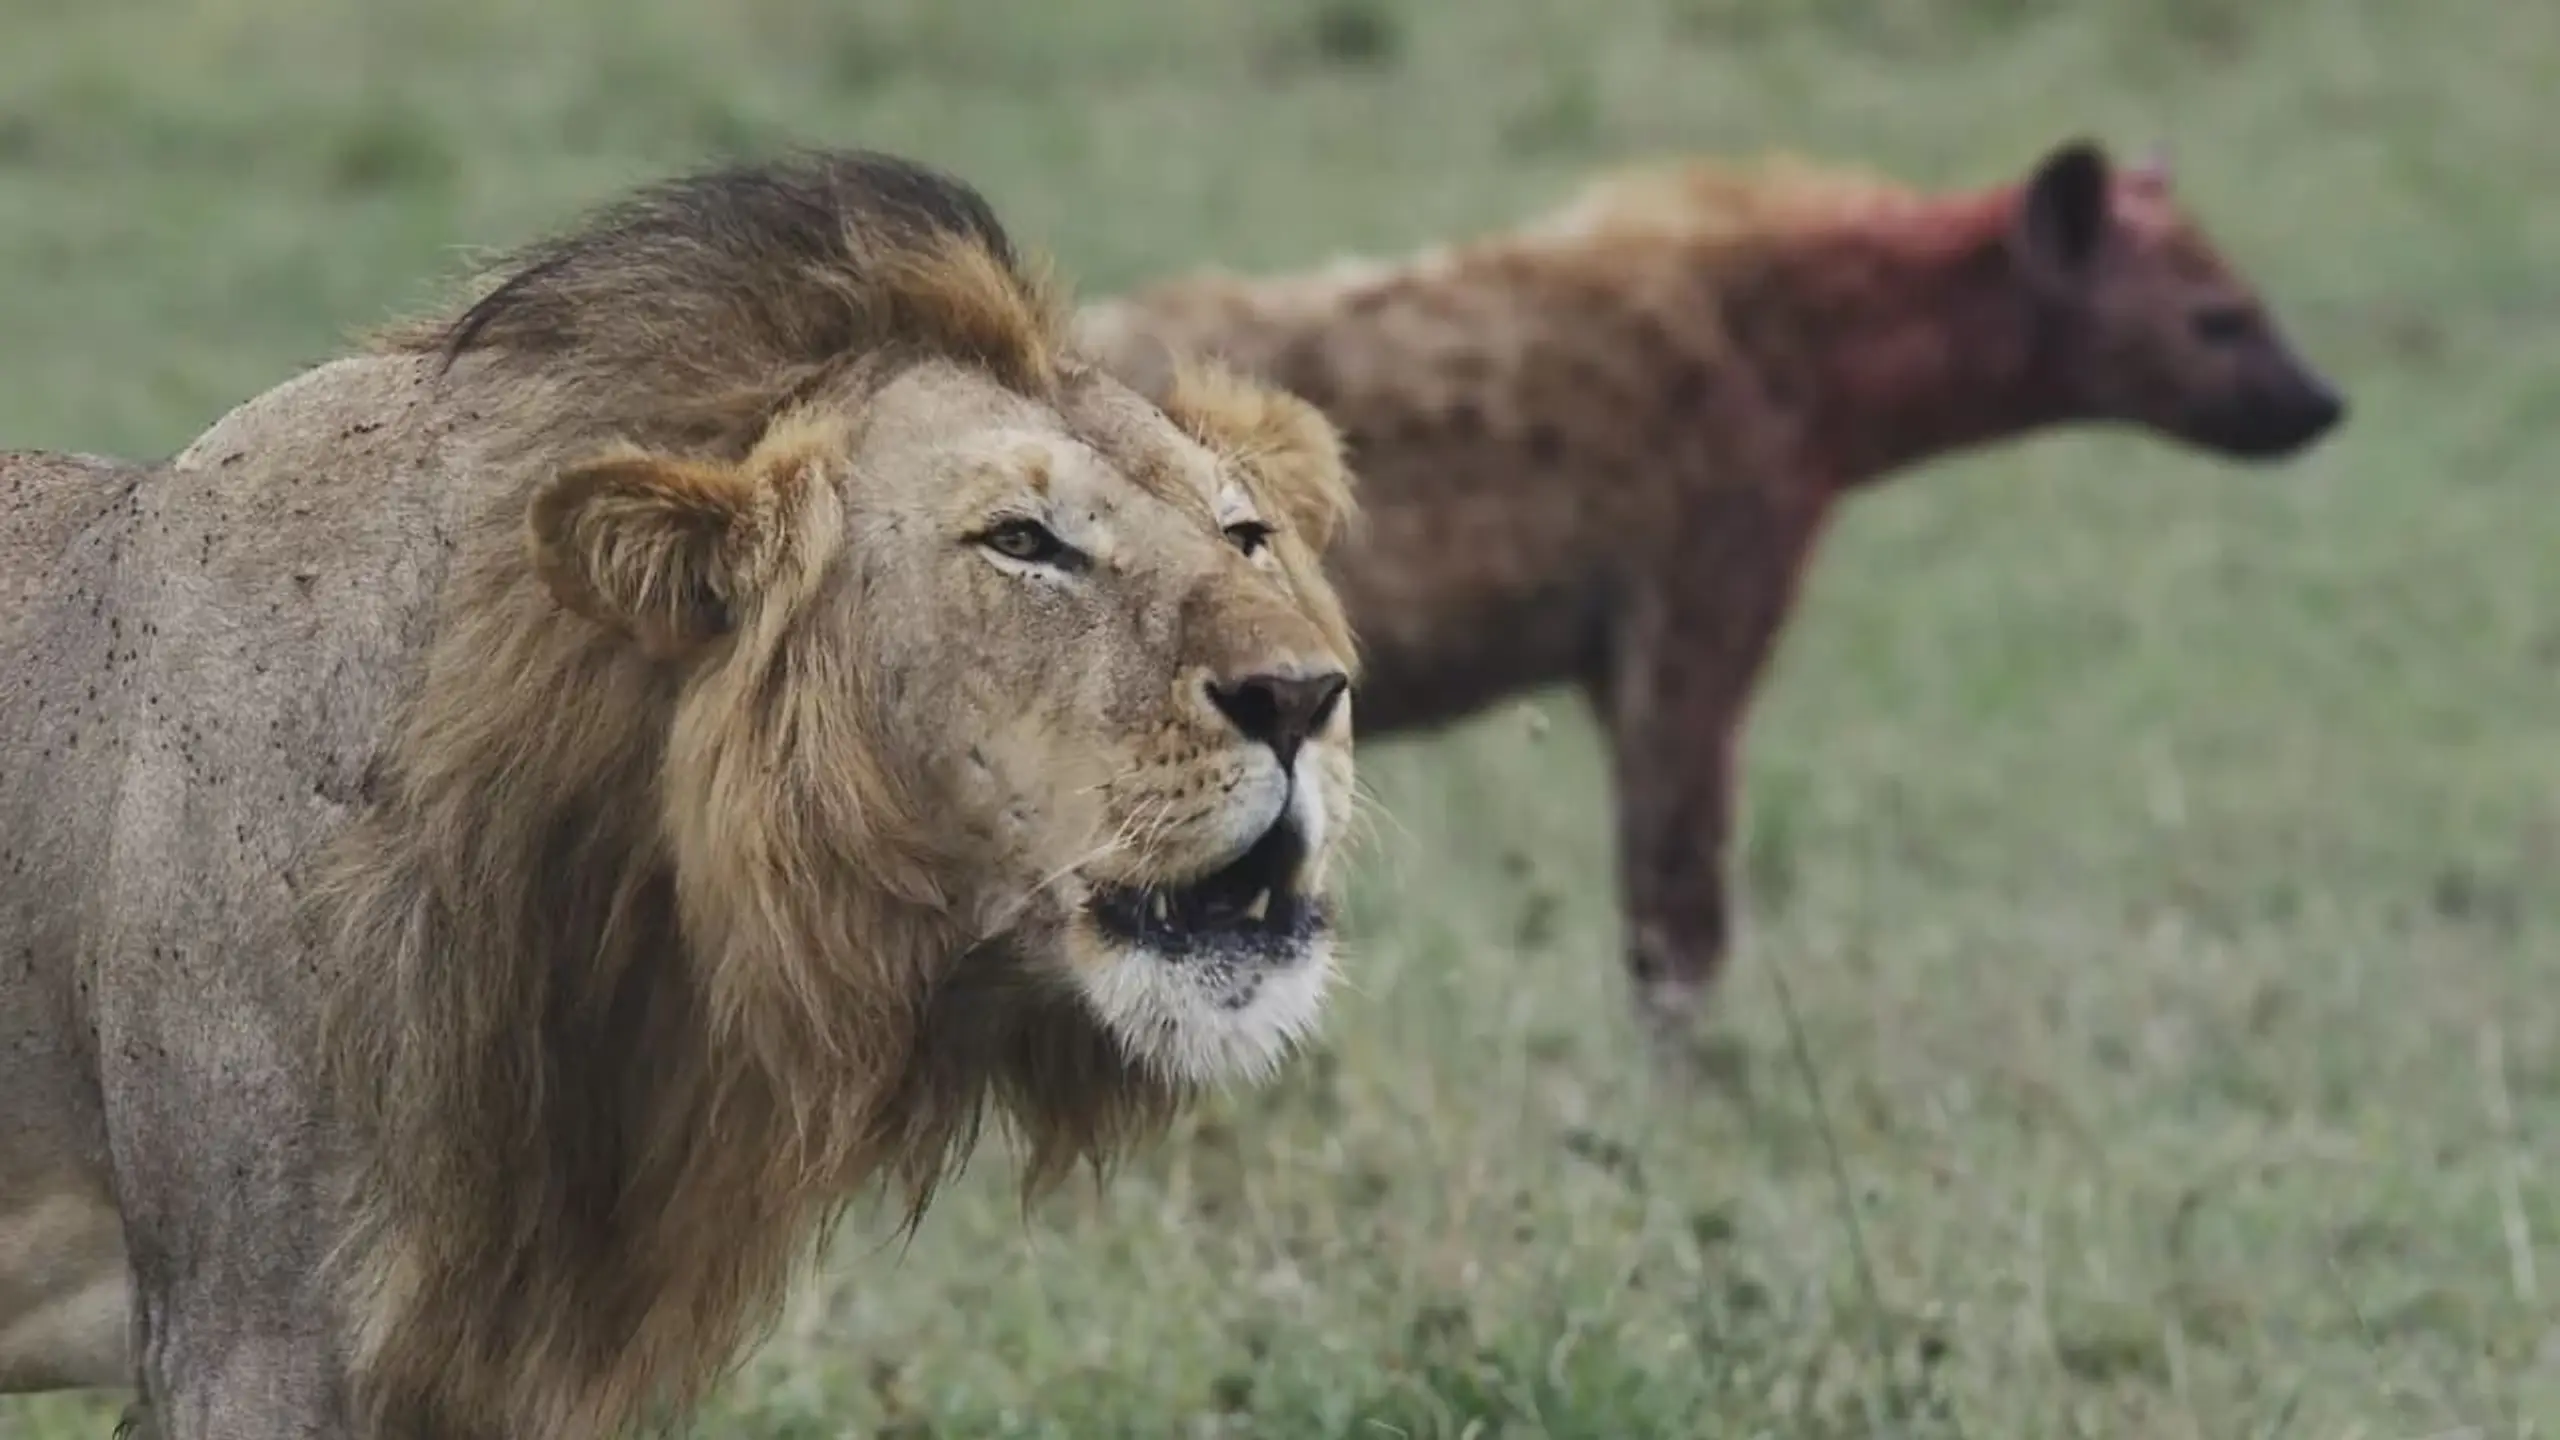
[1207,668,1348,767]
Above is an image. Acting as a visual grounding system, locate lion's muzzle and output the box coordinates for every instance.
[1087,803,1322,964]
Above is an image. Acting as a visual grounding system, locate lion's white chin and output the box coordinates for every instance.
[1072,935,1336,1087]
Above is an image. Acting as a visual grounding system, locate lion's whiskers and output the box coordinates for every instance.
[1110,791,1189,874]
[972,791,1180,942]
[1343,773,1404,854]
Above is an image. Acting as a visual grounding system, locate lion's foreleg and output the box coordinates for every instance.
[93,1014,350,1437]
[118,1229,347,1440]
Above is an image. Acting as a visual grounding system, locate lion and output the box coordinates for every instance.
[1078,138,2344,1038]
[0,149,1360,1437]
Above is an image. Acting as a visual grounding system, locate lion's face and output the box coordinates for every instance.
[527,358,1359,1088]
[838,364,1356,1084]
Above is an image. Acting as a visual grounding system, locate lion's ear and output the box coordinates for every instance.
[1235,385,1356,555]
[1144,359,1358,555]
[527,445,831,656]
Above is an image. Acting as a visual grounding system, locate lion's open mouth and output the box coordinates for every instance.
[1089,813,1322,958]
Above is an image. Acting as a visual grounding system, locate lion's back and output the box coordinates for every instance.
[0,448,151,1069]
[1,449,148,683]
[0,448,146,681]
[0,450,160,1387]
[0,447,158,989]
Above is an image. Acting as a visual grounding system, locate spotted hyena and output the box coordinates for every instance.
[1080,138,2345,1042]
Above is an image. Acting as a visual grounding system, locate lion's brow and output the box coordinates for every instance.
[1120,448,1222,521]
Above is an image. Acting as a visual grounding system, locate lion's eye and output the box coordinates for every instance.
[976,518,1071,566]
[1223,520,1276,557]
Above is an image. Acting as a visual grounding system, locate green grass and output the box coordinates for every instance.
[5,0,2557,1434]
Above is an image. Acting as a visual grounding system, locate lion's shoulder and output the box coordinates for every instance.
[175,355,445,474]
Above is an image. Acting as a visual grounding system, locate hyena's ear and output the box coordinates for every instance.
[527,432,841,658]
[2012,138,2116,291]
[2126,142,2173,191]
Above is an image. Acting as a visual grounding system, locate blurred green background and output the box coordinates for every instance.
[3,0,2555,1435]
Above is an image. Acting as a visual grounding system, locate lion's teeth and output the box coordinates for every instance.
[1150,892,1170,924]
[1244,889,1271,922]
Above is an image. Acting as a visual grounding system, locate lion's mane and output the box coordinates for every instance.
[310,151,1181,1437]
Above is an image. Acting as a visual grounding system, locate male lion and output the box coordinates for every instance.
[1079,138,2342,1039]
[0,150,1359,1437]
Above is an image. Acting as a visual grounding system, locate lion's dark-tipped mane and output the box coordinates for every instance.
[433,150,1019,356]
[377,148,1069,458]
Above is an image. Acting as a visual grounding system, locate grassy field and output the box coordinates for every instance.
[5,0,2556,1434]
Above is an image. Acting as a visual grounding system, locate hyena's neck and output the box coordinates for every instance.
[1707,190,2081,488]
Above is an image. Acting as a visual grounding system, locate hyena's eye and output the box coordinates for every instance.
[2189,304,2255,346]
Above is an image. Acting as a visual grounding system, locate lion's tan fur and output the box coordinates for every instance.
[226,154,1354,1436]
